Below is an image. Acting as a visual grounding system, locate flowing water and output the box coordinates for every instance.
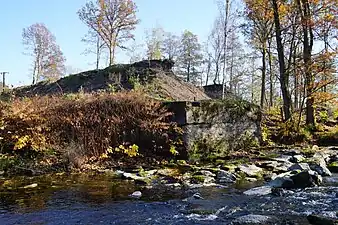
[0,173,338,224]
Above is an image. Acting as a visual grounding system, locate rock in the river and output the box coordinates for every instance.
[129,191,142,198]
[23,183,38,189]
[243,186,272,196]
[196,170,216,177]
[291,155,305,163]
[238,164,263,177]
[217,170,236,183]
[307,214,338,225]
[232,214,277,225]
[191,175,215,184]
[288,163,311,171]
[309,157,332,177]
[268,170,322,188]
[328,162,338,173]
[122,172,150,185]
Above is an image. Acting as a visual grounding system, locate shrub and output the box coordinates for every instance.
[0,91,183,162]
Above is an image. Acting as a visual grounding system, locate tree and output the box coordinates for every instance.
[177,30,203,83]
[162,32,180,61]
[82,30,106,70]
[78,0,139,66]
[271,0,292,121]
[145,26,164,60]
[22,23,66,84]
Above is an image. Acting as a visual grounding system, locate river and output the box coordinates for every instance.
[0,173,338,224]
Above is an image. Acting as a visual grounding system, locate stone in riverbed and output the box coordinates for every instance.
[243,186,272,196]
[291,155,305,163]
[309,157,332,176]
[129,191,142,198]
[232,214,277,225]
[328,162,338,173]
[288,163,311,171]
[237,164,263,177]
[307,214,338,225]
[216,170,236,183]
[268,170,322,188]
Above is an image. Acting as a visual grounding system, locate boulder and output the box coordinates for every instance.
[268,170,322,188]
[307,214,338,225]
[232,214,277,225]
[217,170,237,183]
[328,162,338,173]
[309,157,332,176]
[238,164,263,177]
[243,186,272,196]
[291,155,305,163]
[288,163,311,171]
[122,172,150,185]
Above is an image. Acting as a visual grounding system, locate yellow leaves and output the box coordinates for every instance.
[113,144,139,157]
[13,135,30,150]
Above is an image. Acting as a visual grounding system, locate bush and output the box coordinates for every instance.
[0,91,183,162]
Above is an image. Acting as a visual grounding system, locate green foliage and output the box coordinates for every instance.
[319,110,329,123]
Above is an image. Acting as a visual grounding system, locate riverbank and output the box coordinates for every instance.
[1,145,338,224]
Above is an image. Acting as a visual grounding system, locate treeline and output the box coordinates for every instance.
[21,0,337,127]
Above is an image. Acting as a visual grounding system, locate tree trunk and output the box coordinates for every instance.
[271,0,292,121]
[260,44,267,109]
[96,36,101,70]
[297,0,315,126]
[268,41,274,108]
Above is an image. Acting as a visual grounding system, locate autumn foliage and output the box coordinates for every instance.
[0,92,182,161]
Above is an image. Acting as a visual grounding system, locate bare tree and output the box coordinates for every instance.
[145,26,164,60]
[162,32,180,61]
[82,30,106,70]
[22,23,66,84]
[78,0,139,66]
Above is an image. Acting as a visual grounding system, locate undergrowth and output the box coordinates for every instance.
[0,91,183,169]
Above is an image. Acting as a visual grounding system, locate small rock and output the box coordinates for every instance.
[307,214,338,225]
[198,170,216,177]
[192,192,204,199]
[129,191,142,198]
[243,186,272,196]
[291,155,305,163]
[245,177,258,182]
[122,172,150,185]
[23,183,38,189]
[232,214,277,225]
[328,162,338,173]
[217,170,236,183]
[238,164,263,177]
[309,158,332,177]
[288,163,311,171]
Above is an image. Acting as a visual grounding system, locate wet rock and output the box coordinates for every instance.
[307,214,338,225]
[217,170,236,183]
[191,175,215,184]
[232,214,277,225]
[238,164,263,177]
[328,162,338,173]
[273,155,293,163]
[288,163,311,171]
[291,170,321,188]
[129,191,142,198]
[192,192,204,199]
[122,172,150,185]
[245,177,258,182]
[309,157,332,177]
[23,183,38,189]
[195,170,216,177]
[269,170,321,188]
[291,155,305,163]
[243,186,272,196]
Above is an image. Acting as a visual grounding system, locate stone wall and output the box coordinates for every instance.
[166,99,262,162]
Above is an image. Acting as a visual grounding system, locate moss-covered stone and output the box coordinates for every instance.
[328,161,338,173]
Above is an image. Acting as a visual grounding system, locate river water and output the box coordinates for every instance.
[0,173,338,224]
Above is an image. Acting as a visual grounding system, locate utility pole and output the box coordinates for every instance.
[0,72,9,92]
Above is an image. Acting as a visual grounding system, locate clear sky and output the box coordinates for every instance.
[0,0,219,87]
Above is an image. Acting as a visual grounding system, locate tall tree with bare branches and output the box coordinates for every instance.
[22,23,66,84]
[78,0,139,66]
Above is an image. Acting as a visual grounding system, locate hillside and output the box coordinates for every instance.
[13,60,210,101]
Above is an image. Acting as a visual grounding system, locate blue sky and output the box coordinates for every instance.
[0,0,219,87]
